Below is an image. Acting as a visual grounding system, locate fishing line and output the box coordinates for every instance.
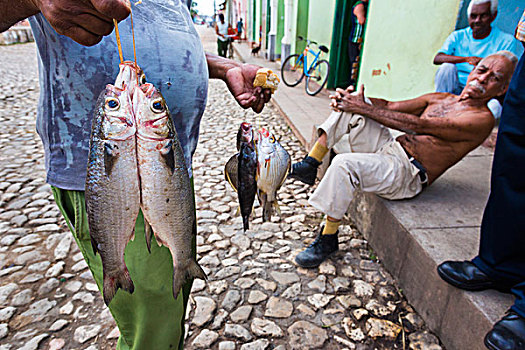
[130,9,139,84]
[113,19,124,63]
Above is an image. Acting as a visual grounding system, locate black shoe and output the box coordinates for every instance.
[437,260,506,291]
[288,156,321,185]
[295,228,338,268]
[485,311,525,350]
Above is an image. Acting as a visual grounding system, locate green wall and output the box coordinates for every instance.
[275,0,285,56]
[293,0,310,54]
[255,0,261,43]
[359,0,460,100]
[306,0,336,50]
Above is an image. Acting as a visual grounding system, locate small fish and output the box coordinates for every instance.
[85,63,141,306]
[238,139,258,231]
[133,82,206,299]
[256,128,291,221]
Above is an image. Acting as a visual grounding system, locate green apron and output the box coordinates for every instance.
[51,185,196,350]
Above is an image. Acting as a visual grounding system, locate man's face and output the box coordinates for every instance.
[463,55,513,100]
[468,2,495,38]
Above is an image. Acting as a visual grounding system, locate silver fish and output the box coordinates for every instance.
[256,128,291,221]
[85,63,141,306]
[133,82,206,299]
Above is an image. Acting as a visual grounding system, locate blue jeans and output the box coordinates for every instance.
[472,53,525,318]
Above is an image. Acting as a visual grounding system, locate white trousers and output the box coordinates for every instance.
[308,111,424,220]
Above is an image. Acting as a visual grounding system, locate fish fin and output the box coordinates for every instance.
[277,156,292,189]
[161,140,175,174]
[234,206,240,216]
[104,142,119,176]
[144,219,153,253]
[172,260,207,300]
[274,201,282,216]
[260,191,272,222]
[242,214,249,232]
[224,154,239,192]
[103,267,134,306]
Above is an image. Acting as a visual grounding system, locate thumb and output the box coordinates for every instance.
[93,0,131,21]
[359,84,365,100]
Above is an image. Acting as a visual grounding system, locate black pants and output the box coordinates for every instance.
[347,41,361,86]
[472,53,525,318]
[217,39,229,58]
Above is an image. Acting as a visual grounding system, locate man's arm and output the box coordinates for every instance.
[335,86,493,141]
[0,0,39,32]
[0,0,130,46]
[434,52,482,66]
[353,3,366,25]
[206,53,272,113]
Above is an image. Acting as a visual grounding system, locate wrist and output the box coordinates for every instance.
[206,52,242,80]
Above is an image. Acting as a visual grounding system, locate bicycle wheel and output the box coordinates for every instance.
[305,59,330,96]
[281,54,305,87]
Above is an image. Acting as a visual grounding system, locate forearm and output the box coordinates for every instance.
[433,53,467,65]
[355,103,424,134]
[206,52,241,80]
[0,0,39,32]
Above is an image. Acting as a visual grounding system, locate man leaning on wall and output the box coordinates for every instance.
[433,0,521,119]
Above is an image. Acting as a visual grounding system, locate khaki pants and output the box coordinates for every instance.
[308,111,424,220]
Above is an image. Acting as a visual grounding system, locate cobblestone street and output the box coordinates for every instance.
[0,31,442,349]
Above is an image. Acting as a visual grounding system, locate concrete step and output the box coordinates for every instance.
[1,26,34,45]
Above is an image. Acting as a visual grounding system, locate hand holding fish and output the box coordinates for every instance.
[28,0,131,46]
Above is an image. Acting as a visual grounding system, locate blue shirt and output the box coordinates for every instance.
[29,0,208,191]
[438,26,523,86]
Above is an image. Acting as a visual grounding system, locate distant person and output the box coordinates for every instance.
[433,0,522,118]
[438,11,525,350]
[237,18,244,38]
[347,0,369,86]
[215,13,229,57]
[288,52,517,269]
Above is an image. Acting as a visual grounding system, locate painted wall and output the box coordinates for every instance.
[306,0,336,50]
[293,0,310,54]
[359,0,460,100]
[275,0,285,56]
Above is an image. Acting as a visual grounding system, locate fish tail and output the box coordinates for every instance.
[144,219,153,253]
[103,267,134,306]
[171,260,207,300]
[242,215,250,231]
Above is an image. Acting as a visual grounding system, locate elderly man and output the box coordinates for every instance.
[289,51,517,268]
[438,11,525,350]
[0,0,272,348]
[433,0,521,118]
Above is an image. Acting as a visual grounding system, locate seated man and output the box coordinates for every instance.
[289,51,517,268]
[433,0,522,118]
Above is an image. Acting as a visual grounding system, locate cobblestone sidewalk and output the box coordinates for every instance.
[0,42,443,349]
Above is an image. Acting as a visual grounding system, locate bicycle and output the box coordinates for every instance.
[281,36,330,96]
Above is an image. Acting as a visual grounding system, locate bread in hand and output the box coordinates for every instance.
[253,68,280,92]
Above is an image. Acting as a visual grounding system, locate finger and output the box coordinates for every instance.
[263,89,272,103]
[253,95,265,113]
[346,85,355,92]
[74,13,114,36]
[63,25,103,46]
[92,0,131,21]
[335,88,346,94]
[358,84,365,96]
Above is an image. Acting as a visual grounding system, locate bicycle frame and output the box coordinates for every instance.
[293,45,322,77]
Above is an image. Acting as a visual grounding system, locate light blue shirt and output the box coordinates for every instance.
[29,0,208,191]
[438,26,523,86]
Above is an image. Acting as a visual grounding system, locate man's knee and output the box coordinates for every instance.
[435,63,459,93]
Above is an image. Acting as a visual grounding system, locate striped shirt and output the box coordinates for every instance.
[349,1,367,43]
[516,9,525,43]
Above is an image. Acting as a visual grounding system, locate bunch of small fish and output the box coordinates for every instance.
[85,61,206,306]
[225,122,291,231]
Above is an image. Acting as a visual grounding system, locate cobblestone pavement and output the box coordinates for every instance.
[0,37,443,349]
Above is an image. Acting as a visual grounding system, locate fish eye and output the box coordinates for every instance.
[150,98,165,113]
[269,135,275,143]
[105,97,120,111]
[140,73,146,84]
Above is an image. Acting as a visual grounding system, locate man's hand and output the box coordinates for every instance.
[465,56,482,66]
[224,63,272,113]
[30,0,131,46]
[330,85,368,113]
